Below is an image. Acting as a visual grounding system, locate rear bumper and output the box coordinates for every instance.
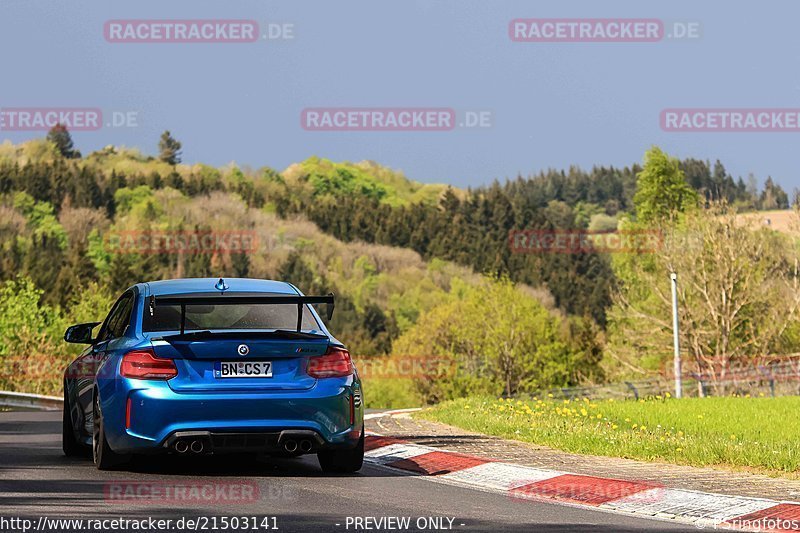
[102,378,363,454]
[163,429,338,455]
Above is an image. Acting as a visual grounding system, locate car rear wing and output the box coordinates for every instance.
[149,292,335,334]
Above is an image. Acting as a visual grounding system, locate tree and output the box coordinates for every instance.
[158,131,182,165]
[760,177,789,210]
[605,204,800,392]
[393,276,603,401]
[46,124,80,159]
[633,147,698,224]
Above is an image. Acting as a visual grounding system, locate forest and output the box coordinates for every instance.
[0,130,796,405]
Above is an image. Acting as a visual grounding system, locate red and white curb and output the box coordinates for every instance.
[364,435,800,532]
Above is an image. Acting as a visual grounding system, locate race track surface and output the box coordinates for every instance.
[0,410,696,532]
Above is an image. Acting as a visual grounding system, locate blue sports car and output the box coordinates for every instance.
[62,277,364,472]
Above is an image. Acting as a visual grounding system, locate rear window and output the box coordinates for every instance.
[143,303,320,332]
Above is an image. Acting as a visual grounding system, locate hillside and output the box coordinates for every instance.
[4,137,789,327]
[282,156,453,206]
[4,136,795,406]
[0,141,570,404]
[735,209,799,235]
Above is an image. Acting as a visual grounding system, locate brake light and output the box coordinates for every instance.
[306,346,353,378]
[120,349,178,380]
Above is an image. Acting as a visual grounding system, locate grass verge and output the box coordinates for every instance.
[416,395,800,477]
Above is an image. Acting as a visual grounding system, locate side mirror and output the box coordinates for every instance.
[64,322,100,344]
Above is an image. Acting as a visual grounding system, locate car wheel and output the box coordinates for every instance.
[317,432,364,473]
[62,385,87,457]
[92,394,128,470]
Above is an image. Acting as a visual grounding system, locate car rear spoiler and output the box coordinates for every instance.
[149,292,335,334]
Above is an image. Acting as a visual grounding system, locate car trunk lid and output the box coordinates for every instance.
[148,331,328,393]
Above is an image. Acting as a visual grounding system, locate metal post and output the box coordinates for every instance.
[670,272,682,398]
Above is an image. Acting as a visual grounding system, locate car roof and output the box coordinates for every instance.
[139,278,300,297]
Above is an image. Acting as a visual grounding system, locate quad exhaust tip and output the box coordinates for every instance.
[170,431,319,454]
[284,439,312,453]
[173,438,206,454]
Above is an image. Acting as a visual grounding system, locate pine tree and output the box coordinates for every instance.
[46,123,81,159]
[158,131,182,165]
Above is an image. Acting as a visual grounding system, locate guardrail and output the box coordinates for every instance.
[535,362,800,401]
[0,391,63,411]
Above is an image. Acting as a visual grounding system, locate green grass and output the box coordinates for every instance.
[417,395,800,477]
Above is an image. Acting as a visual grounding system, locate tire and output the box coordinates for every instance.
[318,432,364,473]
[62,385,87,457]
[93,394,129,470]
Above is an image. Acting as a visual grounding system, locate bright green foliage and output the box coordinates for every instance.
[634,146,699,223]
[113,185,159,217]
[86,229,112,278]
[0,278,65,394]
[360,377,422,409]
[12,192,67,248]
[393,276,603,402]
[283,157,448,206]
[0,278,59,358]
[64,281,114,325]
[0,277,113,394]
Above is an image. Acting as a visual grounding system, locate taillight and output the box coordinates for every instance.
[120,349,178,380]
[306,346,353,378]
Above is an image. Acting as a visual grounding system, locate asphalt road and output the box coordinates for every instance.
[0,410,696,533]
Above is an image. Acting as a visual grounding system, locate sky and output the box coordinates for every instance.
[1,1,798,190]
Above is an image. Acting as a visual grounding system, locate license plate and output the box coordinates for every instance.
[215,361,273,378]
